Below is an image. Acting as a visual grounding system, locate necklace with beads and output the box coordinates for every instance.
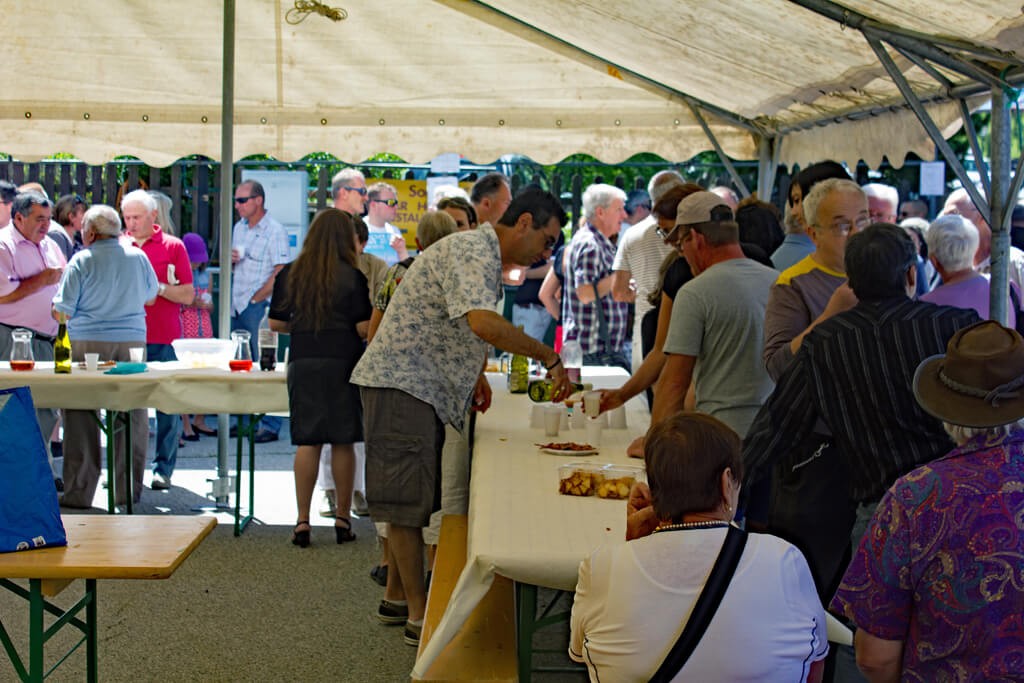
[652,520,734,533]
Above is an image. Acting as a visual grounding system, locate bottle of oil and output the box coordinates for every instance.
[527,379,589,402]
[54,320,72,374]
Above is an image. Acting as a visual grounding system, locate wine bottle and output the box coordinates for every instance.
[54,322,72,374]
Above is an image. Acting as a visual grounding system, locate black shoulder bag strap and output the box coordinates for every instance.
[648,526,748,683]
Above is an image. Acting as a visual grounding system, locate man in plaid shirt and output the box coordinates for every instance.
[562,184,631,372]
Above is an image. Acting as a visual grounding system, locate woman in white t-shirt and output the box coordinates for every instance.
[569,412,828,682]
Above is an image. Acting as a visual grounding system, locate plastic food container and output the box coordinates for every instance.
[595,465,645,499]
[558,462,604,497]
[171,338,234,368]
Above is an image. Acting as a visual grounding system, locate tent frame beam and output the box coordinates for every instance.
[686,101,751,197]
[866,36,990,219]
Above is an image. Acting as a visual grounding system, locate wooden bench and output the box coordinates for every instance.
[415,515,517,682]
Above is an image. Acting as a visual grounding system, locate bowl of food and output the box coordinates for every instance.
[171,338,234,369]
[595,465,645,499]
[558,462,604,497]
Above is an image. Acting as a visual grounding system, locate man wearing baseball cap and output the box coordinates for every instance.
[832,321,1024,681]
[650,190,778,438]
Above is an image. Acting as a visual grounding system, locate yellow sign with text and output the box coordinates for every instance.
[386,180,473,248]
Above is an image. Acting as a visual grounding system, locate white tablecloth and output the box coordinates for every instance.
[413,367,646,677]
[0,361,288,414]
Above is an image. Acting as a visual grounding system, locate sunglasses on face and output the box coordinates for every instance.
[371,198,398,207]
[343,186,368,196]
[234,196,257,204]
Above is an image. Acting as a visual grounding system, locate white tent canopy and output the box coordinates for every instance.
[5,0,1023,169]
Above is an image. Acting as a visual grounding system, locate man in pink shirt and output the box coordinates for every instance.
[0,190,66,486]
[121,190,194,490]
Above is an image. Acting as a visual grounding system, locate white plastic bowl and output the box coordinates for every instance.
[171,338,234,369]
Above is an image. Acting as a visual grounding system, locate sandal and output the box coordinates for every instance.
[335,518,356,544]
[292,521,311,548]
[193,425,217,437]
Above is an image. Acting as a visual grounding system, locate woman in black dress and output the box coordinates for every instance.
[269,209,371,547]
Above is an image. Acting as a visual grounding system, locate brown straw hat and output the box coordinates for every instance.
[913,320,1024,427]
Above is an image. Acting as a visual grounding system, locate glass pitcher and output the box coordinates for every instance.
[9,328,34,371]
[229,330,253,372]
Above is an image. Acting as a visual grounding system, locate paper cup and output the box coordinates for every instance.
[84,353,100,371]
[129,347,144,363]
[584,416,603,447]
[544,406,561,437]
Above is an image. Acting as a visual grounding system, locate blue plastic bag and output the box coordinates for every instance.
[0,386,67,553]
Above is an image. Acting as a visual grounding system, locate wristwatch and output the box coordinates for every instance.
[158,283,167,296]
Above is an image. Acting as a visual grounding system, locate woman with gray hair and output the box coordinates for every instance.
[921,214,1019,326]
[52,205,160,508]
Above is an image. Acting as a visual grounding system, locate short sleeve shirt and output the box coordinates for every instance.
[351,225,502,429]
[230,213,290,315]
[611,217,673,320]
[0,225,67,336]
[562,225,631,355]
[138,226,193,344]
[831,430,1024,681]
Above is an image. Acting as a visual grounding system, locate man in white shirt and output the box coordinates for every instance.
[364,182,408,266]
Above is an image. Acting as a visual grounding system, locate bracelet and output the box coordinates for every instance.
[545,357,562,371]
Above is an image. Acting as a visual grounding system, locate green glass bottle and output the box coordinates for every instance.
[54,322,72,374]
[527,379,589,402]
[508,326,529,393]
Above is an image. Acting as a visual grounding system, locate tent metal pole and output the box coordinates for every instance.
[990,86,1011,325]
[866,36,990,220]
[216,0,237,500]
[756,135,778,200]
[956,99,992,200]
[687,101,751,197]
[787,0,1024,73]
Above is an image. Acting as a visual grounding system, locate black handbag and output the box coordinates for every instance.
[648,525,748,682]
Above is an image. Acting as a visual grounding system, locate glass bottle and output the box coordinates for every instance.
[258,309,277,371]
[229,330,253,372]
[54,321,72,374]
[9,328,35,371]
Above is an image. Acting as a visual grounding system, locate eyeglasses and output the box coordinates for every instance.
[826,215,871,235]
[371,198,399,207]
[234,196,257,204]
[343,186,368,196]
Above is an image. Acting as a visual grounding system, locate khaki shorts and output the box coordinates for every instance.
[360,387,444,528]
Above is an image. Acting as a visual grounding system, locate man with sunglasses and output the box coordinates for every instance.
[230,179,290,443]
[331,168,369,216]
[364,182,408,266]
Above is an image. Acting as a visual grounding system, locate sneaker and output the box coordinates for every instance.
[319,489,337,518]
[351,490,369,517]
[151,473,172,490]
[404,620,422,647]
[376,599,409,625]
[369,564,388,587]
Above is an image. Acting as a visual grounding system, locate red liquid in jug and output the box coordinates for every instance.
[9,360,35,371]
[229,359,253,372]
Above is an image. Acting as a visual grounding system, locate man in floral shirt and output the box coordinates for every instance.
[351,188,572,647]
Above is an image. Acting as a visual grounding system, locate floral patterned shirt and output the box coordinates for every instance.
[351,225,501,430]
[830,429,1024,682]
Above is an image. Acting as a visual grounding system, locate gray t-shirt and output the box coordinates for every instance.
[664,257,778,437]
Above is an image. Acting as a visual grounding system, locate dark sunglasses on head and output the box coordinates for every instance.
[371,198,399,207]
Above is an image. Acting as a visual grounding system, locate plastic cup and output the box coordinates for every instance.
[84,353,100,371]
[584,416,603,447]
[129,347,144,363]
[583,391,602,417]
[608,405,627,429]
[234,245,246,261]
[559,409,569,430]
[544,406,561,437]
[570,409,586,430]
[530,404,545,429]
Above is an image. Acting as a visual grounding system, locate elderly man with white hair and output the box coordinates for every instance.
[942,186,1024,292]
[563,183,632,371]
[122,189,194,490]
[53,205,159,507]
[921,214,1019,327]
[862,182,899,224]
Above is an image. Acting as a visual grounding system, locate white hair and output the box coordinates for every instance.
[803,178,865,229]
[648,171,685,204]
[926,214,979,272]
[121,189,156,212]
[330,168,365,199]
[945,418,1024,445]
[582,183,627,221]
[83,204,122,237]
[862,183,899,210]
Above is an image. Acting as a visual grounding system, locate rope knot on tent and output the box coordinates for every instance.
[286,1,348,25]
